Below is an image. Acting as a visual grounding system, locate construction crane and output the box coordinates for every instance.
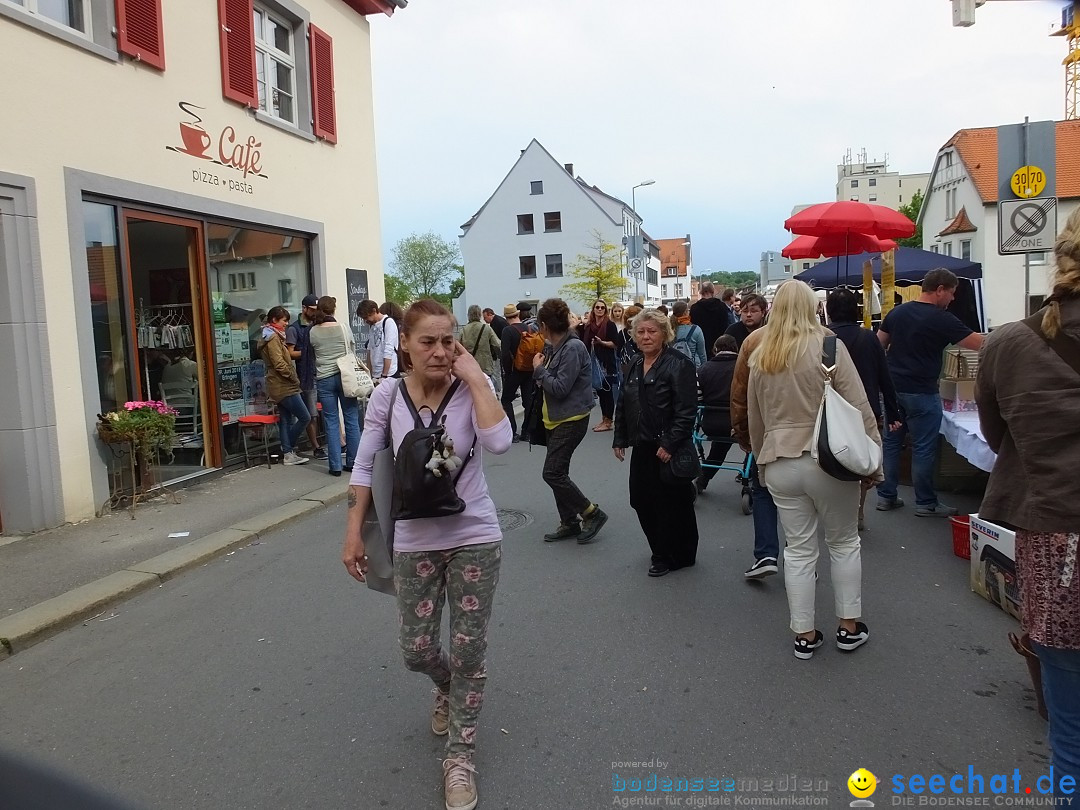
[952,0,1080,120]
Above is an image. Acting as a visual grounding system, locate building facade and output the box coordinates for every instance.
[0,0,394,532]
[920,121,1080,328]
[656,235,693,305]
[458,139,661,313]
[836,152,929,209]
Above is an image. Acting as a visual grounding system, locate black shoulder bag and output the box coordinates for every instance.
[392,379,477,520]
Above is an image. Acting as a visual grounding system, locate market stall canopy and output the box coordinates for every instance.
[781,233,897,260]
[792,247,982,287]
[785,201,916,240]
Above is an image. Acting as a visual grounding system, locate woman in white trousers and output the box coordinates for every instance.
[731,280,882,660]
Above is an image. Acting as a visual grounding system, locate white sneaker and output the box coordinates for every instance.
[443,755,477,810]
[283,452,310,466]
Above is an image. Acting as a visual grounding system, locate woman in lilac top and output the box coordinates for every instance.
[342,298,512,810]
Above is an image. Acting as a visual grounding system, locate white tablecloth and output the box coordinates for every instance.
[939,410,997,473]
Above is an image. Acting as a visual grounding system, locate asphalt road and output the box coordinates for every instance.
[0,430,1046,810]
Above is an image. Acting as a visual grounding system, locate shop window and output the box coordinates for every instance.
[530,181,543,195]
[517,214,534,235]
[545,253,562,277]
[519,256,536,278]
[84,201,131,415]
[254,4,297,124]
[543,211,561,232]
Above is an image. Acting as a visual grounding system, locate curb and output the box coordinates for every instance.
[0,486,348,661]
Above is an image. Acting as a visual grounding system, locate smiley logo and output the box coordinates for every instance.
[848,768,878,799]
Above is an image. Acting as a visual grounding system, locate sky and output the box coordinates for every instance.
[368,0,1068,275]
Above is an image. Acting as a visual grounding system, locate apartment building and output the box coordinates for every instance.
[836,151,930,209]
[0,0,395,532]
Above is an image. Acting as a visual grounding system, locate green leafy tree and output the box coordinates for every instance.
[382,273,413,307]
[388,231,462,300]
[897,189,924,249]
[703,270,759,289]
[560,230,629,308]
[434,264,465,308]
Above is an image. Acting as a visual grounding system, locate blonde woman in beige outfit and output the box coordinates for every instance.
[732,280,882,660]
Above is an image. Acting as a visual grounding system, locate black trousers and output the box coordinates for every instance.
[542,417,591,525]
[629,442,699,569]
[700,440,735,482]
[501,370,534,435]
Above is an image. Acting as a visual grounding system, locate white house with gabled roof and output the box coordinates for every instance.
[458,139,659,313]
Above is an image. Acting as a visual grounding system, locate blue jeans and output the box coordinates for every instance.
[276,393,311,454]
[751,459,781,561]
[877,391,943,508]
[316,373,361,472]
[1032,642,1080,801]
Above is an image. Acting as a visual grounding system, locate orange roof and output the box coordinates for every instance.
[944,120,1080,202]
[656,238,690,276]
[938,206,977,236]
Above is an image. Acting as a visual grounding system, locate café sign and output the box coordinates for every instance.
[166,101,269,195]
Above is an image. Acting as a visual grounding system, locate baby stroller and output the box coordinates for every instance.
[691,404,755,515]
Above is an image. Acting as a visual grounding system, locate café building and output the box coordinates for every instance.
[0,0,398,532]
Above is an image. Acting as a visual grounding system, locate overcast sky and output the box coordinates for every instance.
[369,0,1067,275]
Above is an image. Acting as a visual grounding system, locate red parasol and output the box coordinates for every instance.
[781,233,897,260]
[784,201,916,240]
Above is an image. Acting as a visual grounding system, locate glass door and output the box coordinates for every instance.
[122,212,219,482]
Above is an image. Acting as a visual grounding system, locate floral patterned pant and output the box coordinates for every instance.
[394,541,501,756]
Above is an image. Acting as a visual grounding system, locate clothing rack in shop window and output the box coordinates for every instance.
[136,299,196,398]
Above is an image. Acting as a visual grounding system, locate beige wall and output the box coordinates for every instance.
[0,1,384,522]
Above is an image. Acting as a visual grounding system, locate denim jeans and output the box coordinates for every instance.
[1032,642,1080,801]
[877,391,943,508]
[316,373,361,472]
[276,393,311,455]
[751,459,781,561]
[542,417,591,525]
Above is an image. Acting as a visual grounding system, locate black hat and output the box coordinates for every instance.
[517,301,533,313]
[301,294,319,307]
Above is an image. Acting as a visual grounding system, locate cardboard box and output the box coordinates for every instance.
[969,514,1021,621]
[940,378,977,412]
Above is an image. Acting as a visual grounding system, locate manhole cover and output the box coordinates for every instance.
[497,508,532,533]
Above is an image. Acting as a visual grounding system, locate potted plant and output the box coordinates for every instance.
[96,400,178,467]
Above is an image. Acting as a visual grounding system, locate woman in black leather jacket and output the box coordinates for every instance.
[613,309,700,576]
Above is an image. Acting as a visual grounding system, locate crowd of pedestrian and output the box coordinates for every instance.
[325,230,1080,809]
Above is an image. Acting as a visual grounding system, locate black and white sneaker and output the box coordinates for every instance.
[794,630,824,660]
[744,557,778,579]
[836,622,870,652]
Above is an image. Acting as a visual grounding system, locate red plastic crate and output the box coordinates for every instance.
[950,515,971,560]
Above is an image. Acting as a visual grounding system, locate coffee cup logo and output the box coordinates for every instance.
[178,122,211,157]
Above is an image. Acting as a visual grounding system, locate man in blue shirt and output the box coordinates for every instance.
[876,269,984,517]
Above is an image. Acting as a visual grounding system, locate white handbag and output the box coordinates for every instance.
[336,322,374,400]
[811,336,881,481]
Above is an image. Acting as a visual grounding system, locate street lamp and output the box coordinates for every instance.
[630,180,656,302]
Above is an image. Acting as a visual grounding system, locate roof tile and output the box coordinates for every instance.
[945,121,1080,202]
[938,206,977,236]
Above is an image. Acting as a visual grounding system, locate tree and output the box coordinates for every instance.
[897,189,924,249]
[382,273,412,307]
[559,230,629,308]
[702,270,759,290]
[388,231,462,300]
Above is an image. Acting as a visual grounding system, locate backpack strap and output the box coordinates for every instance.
[821,335,837,379]
[1023,309,1080,377]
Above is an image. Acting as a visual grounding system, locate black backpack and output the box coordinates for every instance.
[391,379,477,521]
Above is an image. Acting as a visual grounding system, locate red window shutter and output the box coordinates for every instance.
[116,0,165,70]
[309,24,337,144]
[218,0,258,108]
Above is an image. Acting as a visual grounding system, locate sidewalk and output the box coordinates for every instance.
[0,462,347,660]
[0,400,526,661]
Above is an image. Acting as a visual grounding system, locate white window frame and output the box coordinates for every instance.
[943,241,953,257]
[960,239,972,261]
[254,4,298,126]
[3,0,91,36]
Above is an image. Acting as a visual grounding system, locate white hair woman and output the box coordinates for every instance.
[612,308,699,576]
[731,281,881,660]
